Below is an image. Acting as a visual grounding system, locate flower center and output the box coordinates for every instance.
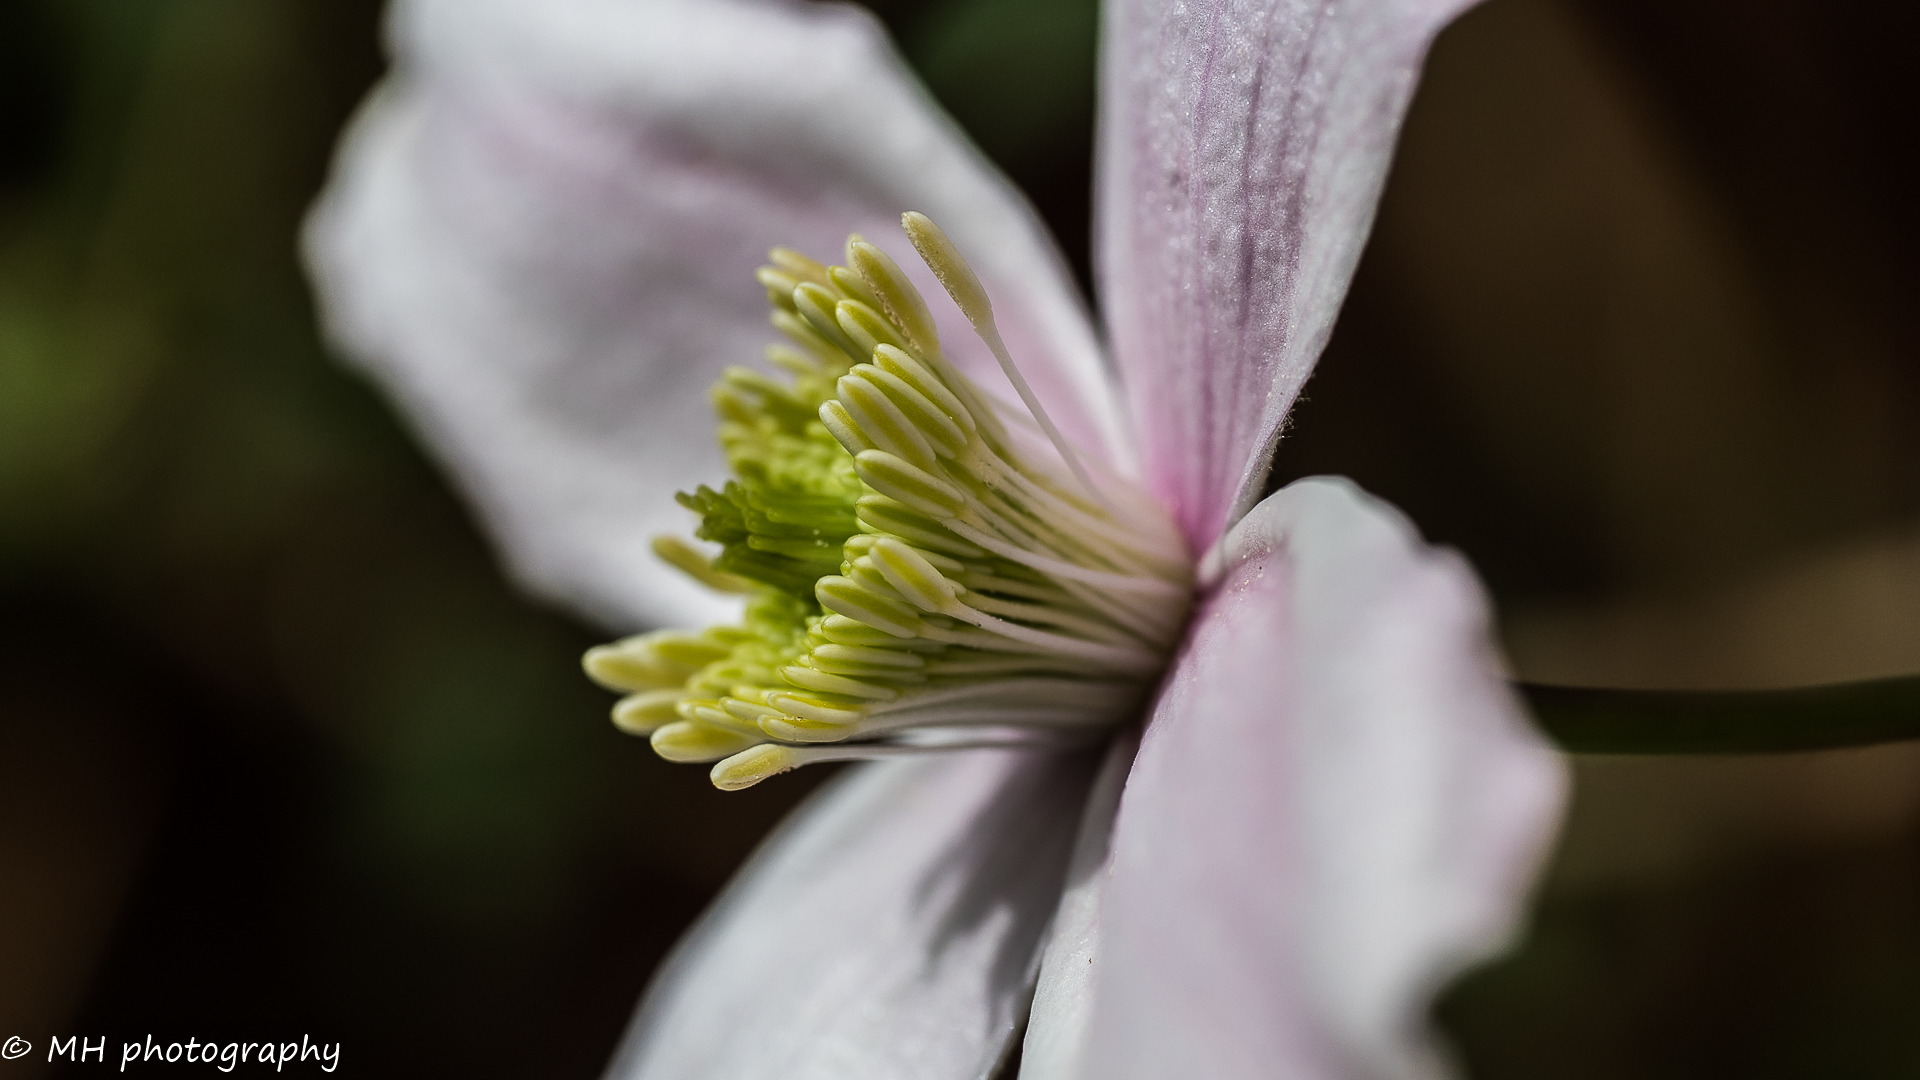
[583,213,1193,789]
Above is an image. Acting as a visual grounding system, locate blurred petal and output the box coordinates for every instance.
[1019,728,1137,1080]
[1078,478,1566,1080]
[1097,0,1477,550]
[604,749,1096,1080]
[304,0,1118,630]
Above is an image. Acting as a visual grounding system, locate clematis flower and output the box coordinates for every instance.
[303,0,1568,1076]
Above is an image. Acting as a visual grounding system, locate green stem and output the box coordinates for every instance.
[1522,675,1920,754]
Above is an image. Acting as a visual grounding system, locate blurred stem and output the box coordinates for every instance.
[1523,676,1920,754]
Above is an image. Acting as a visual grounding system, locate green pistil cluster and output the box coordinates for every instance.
[584,217,1192,790]
[677,358,863,597]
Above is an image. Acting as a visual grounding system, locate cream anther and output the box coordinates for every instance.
[847,240,940,357]
[901,212,1107,511]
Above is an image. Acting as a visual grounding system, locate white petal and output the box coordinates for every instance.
[304,0,1120,630]
[1097,0,1477,550]
[1074,478,1567,1079]
[604,749,1096,1080]
[1019,728,1138,1080]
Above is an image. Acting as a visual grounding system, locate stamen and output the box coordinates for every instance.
[711,735,1081,792]
[585,215,1195,789]
[650,535,754,594]
[611,689,682,734]
[902,212,1108,512]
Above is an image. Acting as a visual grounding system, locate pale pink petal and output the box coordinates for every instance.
[1072,478,1566,1080]
[304,0,1120,630]
[603,749,1096,1080]
[1097,0,1477,550]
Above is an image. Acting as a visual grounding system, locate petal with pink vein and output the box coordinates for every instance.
[1098,0,1478,550]
[1075,477,1565,1080]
